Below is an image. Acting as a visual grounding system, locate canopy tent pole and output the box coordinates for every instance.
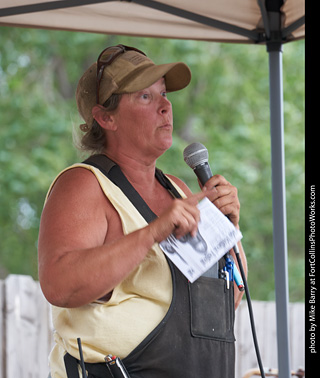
[266,7,291,378]
[268,45,291,378]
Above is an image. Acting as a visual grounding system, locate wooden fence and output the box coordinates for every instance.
[0,275,305,378]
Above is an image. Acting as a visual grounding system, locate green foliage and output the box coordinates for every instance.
[0,27,304,301]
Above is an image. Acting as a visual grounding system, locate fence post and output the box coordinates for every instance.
[2,275,53,378]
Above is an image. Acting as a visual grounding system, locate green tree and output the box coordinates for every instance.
[0,27,304,301]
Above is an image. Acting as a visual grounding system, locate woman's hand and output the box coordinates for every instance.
[201,174,240,227]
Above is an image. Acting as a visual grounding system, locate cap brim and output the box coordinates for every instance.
[115,62,191,94]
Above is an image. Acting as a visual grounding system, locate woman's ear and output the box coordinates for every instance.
[92,105,117,131]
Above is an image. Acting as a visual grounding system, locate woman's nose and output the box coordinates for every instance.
[159,95,172,114]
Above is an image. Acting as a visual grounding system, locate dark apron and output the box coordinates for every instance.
[122,262,235,378]
[63,155,236,378]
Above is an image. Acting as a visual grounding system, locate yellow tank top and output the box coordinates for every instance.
[47,163,186,378]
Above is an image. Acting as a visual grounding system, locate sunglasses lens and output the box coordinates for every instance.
[98,46,124,65]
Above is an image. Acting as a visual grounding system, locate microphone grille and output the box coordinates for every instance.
[183,142,209,169]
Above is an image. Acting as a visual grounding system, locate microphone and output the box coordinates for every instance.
[183,142,212,185]
[183,142,217,278]
[183,142,244,287]
[183,141,239,249]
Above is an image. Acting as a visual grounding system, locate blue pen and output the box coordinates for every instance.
[233,263,245,291]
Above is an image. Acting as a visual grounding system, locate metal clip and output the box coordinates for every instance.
[105,354,131,378]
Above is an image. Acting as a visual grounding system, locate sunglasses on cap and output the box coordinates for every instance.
[96,44,146,104]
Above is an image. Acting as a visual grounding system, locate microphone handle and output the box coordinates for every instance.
[194,162,213,185]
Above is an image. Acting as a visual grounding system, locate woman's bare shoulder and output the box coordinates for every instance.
[166,174,193,196]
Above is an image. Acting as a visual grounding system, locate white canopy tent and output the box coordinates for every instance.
[0,1,305,378]
[0,0,304,43]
